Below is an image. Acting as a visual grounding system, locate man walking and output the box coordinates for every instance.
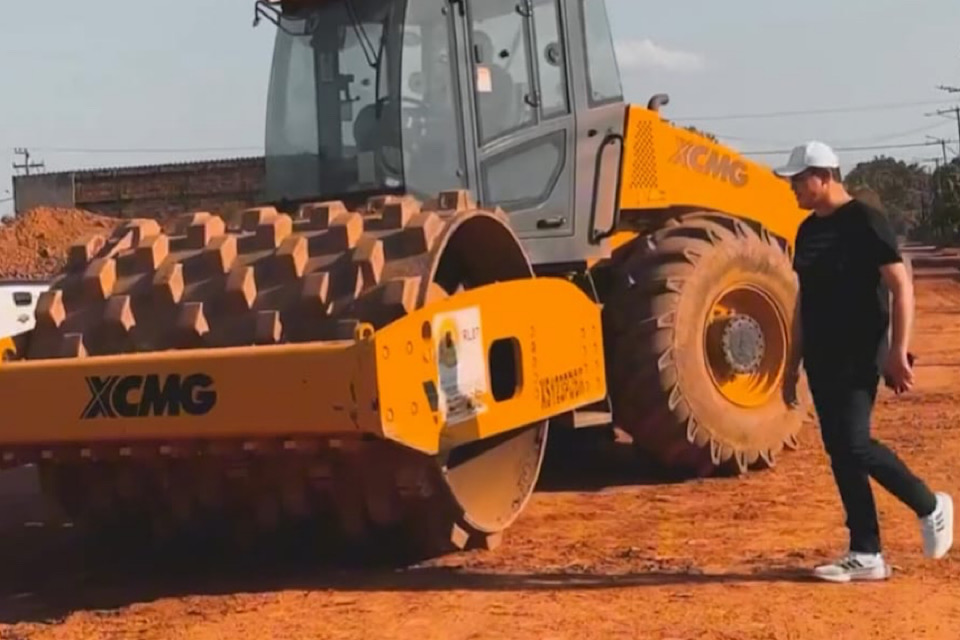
[776,141,953,583]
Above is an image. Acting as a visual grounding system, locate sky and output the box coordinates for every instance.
[2,0,959,216]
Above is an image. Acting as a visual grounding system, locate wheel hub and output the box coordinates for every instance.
[721,314,765,374]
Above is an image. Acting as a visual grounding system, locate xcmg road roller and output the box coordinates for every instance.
[0,0,811,560]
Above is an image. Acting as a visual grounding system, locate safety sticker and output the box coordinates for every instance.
[433,306,488,425]
[476,66,492,93]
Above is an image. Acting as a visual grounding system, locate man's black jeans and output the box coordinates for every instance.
[810,376,938,554]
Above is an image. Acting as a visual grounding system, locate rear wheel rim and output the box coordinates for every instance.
[703,283,787,409]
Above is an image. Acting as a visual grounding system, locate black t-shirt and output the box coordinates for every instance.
[792,198,902,385]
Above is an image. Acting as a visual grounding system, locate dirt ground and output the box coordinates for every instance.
[0,254,959,639]
[0,208,122,280]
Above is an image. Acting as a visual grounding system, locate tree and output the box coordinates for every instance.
[923,159,960,243]
[848,184,886,213]
[844,156,929,237]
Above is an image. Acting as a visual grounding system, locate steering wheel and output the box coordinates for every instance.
[398,95,431,153]
[367,95,432,177]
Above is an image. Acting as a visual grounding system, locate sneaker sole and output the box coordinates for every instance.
[812,566,892,583]
[929,493,954,560]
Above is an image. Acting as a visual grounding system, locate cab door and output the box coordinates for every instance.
[453,0,576,240]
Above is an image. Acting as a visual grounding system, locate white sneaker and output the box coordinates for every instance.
[920,492,954,559]
[812,552,892,583]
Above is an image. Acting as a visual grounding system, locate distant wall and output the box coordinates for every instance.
[12,172,75,214]
[13,157,266,220]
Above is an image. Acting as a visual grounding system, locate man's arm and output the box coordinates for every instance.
[786,288,803,378]
[881,261,914,359]
[782,287,803,406]
[863,207,912,356]
[785,222,805,387]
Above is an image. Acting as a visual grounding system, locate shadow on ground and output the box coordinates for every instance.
[536,427,765,493]
[537,435,689,492]
[0,428,779,627]
[0,535,820,627]
[0,412,793,628]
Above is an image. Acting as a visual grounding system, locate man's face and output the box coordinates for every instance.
[789,168,830,210]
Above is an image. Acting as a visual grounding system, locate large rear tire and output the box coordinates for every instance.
[602,212,812,476]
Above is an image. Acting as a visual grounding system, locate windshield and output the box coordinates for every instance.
[264,0,464,204]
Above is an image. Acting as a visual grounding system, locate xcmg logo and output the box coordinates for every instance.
[81,373,217,420]
[669,137,749,187]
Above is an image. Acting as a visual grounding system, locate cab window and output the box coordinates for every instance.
[469,0,537,143]
[580,0,622,106]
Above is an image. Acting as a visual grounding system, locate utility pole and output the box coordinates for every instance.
[932,85,960,160]
[12,148,45,176]
[915,158,940,230]
[927,136,950,164]
[932,107,960,157]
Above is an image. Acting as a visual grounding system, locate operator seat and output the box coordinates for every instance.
[472,31,517,138]
[352,99,403,183]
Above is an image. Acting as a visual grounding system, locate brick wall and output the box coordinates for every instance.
[74,157,266,219]
[15,157,267,220]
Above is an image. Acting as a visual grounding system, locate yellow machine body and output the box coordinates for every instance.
[607,106,808,255]
[0,336,13,362]
[0,279,604,457]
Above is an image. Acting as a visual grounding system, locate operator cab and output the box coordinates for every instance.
[263,0,463,204]
[259,0,626,266]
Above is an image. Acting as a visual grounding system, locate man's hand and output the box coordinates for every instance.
[880,260,915,395]
[883,349,915,394]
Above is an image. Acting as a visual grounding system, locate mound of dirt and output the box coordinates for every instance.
[0,208,123,280]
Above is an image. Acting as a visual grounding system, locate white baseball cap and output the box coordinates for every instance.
[774,141,841,178]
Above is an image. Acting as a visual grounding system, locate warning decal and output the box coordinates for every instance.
[476,66,493,93]
[433,306,488,425]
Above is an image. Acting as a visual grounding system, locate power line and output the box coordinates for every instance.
[839,120,953,144]
[21,119,955,158]
[715,119,953,148]
[741,140,958,156]
[672,98,960,122]
[12,100,959,157]
[913,156,944,170]
[20,146,262,154]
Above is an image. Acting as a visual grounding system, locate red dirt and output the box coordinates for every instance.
[0,208,122,280]
[0,262,959,639]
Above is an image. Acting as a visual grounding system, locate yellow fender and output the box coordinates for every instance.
[0,336,15,363]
